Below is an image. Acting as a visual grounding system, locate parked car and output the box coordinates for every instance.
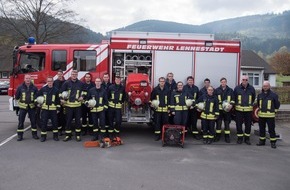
[0,81,9,94]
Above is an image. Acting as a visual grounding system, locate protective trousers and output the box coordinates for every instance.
[17,108,37,137]
[154,111,169,135]
[65,106,82,136]
[187,109,199,135]
[258,117,276,142]
[235,111,252,138]
[41,110,58,137]
[57,106,66,132]
[174,110,188,126]
[81,104,93,133]
[201,119,215,139]
[216,111,231,135]
[108,107,122,136]
[91,111,105,138]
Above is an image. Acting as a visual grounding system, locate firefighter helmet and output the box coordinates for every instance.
[88,99,96,108]
[151,99,160,108]
[185,99,194,107]
[61,91,69,100]
[196,102,205,111]
[36,96,44,105]
[222,100,232,112]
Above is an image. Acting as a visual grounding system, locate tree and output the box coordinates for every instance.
[268,46,290,74]
[0,0,83,44]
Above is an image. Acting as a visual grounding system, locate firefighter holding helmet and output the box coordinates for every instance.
[256,81,280,148]
[85,77,108,141]
[150,77,170,141]
[60,70,85,142]
[215,77,234,143]
[37,76,60,142]
[15,74,39,141]
[107,76,126,138]
[233,75,256,145]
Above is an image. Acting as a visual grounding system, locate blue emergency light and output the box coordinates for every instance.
[28,37,36,45]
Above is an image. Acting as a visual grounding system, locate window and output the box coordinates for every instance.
[19,52,45,73]
[1,72,8,78]
[52,50,67,71]
[73,50,96,71]
[242,72,260,86]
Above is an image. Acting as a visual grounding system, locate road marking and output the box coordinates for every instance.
[0,125,31,147]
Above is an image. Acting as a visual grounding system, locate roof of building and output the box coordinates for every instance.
[241,50,276,74]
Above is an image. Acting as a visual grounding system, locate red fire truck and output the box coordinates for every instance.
[8,31,241,123]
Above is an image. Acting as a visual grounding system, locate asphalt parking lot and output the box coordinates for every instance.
[1,95,290,190]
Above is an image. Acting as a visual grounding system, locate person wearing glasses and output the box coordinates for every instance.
[233,75,256,145]
[150,77,170,141]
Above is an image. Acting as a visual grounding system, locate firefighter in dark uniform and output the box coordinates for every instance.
[183,76,200,139]
[165,72,177,124]
[53,70,66,136]
[60,70,84,142]
[101,73,112,135]
[170,81,190,126]
[150,77,170,141]
[233,75,256,145]
[215,77,234,143]
[107,76,126,137]
[199,78,211,97]
[15,74,39,141]
[37,76,60,142]
[256,81,280,148]
[86,78,108,141]
[81,73,95,136]
[197,86,219,144]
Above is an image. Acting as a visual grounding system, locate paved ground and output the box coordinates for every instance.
[1,95,290,190]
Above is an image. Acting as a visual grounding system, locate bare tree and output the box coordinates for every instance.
[0,0,83,43]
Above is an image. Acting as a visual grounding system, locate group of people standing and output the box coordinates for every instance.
[151,73,280,148]
[15,70,280,148]
[15,70,125,143]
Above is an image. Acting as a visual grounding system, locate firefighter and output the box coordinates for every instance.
[60,70,84,142]
[81,73,95,136]
[197,86,219,144]
[165,72,177,124]
[150,77,170,141]
[101,73,112,135]
[233,75,256,145]
[15,74,39,141]
[215,77,234,143]
[199,78,211,97]
[108,76,126,137]
[37,76,60,142]
[256,81,280,148]
[170,81,190,126]
[183,76,200,139]
[53,69,66,136]
[86,78,108,141]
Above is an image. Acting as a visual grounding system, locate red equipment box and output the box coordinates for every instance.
[162,125,185,148]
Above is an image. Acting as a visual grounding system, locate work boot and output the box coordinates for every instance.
[225,134,231,143]
[271,142,277,149]
[81,128,87,136]
[244,136,251,145]
[32,132,39,140]
[76,136,81,142]
[203,138,208,144]
[58,130,64,136]
[63,136,71,142]
[40,136,46,142]
[154,134,161,141]
[256,140,265,146]
[237,137,243,144]
[109,133,115,141]
[207,138,213,144]
[17,135,23,141]
[193,134,201,140]
[53,133,59,141]
[214,133,221,142]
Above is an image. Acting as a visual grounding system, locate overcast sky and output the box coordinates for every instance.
[69,0,290,35]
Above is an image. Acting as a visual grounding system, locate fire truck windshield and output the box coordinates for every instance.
[18,52,45,73]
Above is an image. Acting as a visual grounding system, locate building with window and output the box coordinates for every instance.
[241,50,276,89]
